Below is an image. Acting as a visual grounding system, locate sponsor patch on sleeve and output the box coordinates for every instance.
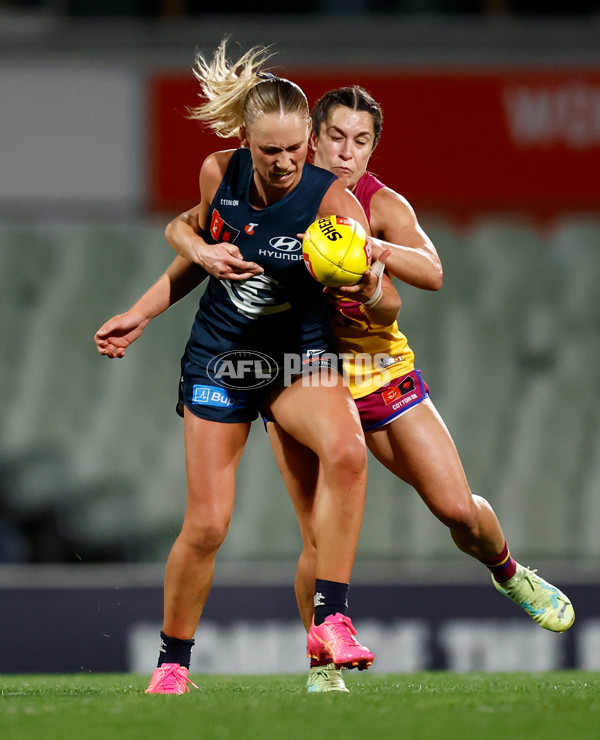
[210,208,240,243]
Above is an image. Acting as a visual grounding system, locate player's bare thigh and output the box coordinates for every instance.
[264,372,365,458]
[366,398,473,512]
[183,409,251,517]
[267,421,321,510]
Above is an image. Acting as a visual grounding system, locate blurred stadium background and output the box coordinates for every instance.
[0,1,599,673]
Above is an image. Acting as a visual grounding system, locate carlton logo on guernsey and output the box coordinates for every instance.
[221,274,292,320]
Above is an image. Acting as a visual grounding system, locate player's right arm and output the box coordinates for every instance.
[369,187,443,291]
[94,255,204,359]
[165,150,264,280]
[317,179,371,236]
[325,250,401,327]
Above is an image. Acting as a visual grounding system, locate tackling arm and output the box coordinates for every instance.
[325,250,401,327]
[369,187,443,291]
[165,151,264,281]
[317,180,372,237]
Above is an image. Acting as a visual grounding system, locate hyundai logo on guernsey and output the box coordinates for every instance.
[207,350,279,390]
[258,236,302,261]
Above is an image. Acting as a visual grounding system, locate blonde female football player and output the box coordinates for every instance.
[267,86,575,693]
[95,48,380,694]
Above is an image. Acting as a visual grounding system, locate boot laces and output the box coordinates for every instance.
[159,664,197,692]
[329,616,358,647]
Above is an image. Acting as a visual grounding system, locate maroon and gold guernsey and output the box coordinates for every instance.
[332,171,415,400]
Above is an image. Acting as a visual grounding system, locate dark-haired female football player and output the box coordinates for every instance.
[267,85,575,693]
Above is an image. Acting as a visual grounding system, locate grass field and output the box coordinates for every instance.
[1,671,598,740]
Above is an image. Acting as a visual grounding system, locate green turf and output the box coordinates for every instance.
[1,672,598,740]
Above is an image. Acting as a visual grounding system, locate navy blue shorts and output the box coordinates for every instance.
[177,348,340,424]
[177,376,266,423]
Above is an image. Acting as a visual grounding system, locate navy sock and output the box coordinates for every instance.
[313,579,349,626]
[157,631,195,669]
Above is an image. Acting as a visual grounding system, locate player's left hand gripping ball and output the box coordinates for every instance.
[302,215,371,287]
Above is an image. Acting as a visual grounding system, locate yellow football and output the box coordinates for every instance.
[302,215,371,287]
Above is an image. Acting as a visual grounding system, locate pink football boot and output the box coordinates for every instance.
[307,613,374,670]
[145,663,198,694]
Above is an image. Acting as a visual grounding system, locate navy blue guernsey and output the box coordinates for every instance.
[181,148,337,376]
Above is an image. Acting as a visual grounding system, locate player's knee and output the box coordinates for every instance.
[300,540,317,565]
[321,432,366,479]
[182,517,230,555]
[440,500,479,534]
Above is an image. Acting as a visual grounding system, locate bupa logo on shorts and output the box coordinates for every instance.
[207,350,279,390]
[191,385,247,409]
[268,236,301,252]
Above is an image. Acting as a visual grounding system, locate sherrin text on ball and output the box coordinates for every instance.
[302,215,371,287]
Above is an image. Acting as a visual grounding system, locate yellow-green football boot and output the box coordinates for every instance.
[306,663,349,693]
[493,563,575,632]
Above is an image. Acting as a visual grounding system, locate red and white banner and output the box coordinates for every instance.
[148,69,600,215]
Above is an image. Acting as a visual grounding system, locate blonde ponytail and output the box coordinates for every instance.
[188,38,309,139]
